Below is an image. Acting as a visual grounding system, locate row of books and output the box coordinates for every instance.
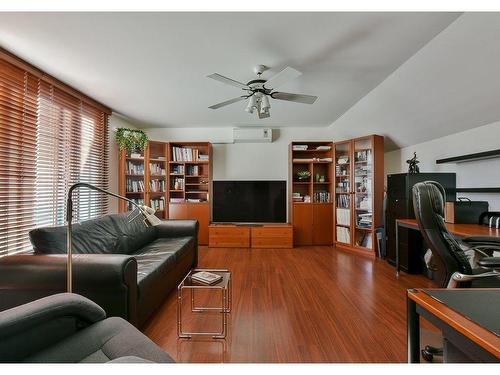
[126,179,145,193]
[127,198,144,211]
[149,163,166,175]
[356,212,372,228]
[171,177,185,190]
[337,194,350,209]
[313,191,331,203]
[171,165,184,174]
[169,198,208,203]
[356,232,372,249]
[150,198,165,211]
[150,179,166,192]
[186,165,201,176]
[171,147,209,162]
[354,149,372,163]
[336,208,350,226]
[126,161,144,175]
[336,226,350,243]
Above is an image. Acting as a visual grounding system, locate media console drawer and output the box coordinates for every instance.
[208,224,292,248]
[208,226,250,248]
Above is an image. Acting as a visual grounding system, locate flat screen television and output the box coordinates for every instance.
[212,180,286,223]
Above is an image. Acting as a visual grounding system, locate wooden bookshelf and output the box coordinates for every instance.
[289,141,334,246]
[333,135,384,257]
[118,141,168,219]
[167,142,212,245]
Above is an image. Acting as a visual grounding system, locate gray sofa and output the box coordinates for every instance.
[0,213,198,326]
[0,293,174,363]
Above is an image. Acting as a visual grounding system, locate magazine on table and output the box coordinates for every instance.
[191,271,223,284]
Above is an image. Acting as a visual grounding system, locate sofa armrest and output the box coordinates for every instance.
[156,219,199,239]
[0,293,105,362]
[0,254,138,325]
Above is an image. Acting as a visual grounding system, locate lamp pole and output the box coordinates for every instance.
[66,182,161,293]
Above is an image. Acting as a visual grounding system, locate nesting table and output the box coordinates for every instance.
[177,268,232,339]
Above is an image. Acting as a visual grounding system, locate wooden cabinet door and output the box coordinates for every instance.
[168,203,189,219]
[188,203,209,245]
[293,204,313,246]
[313,204,333,245]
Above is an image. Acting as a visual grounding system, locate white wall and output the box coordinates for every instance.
[385,121,500,210]
[145,126,334,181]
[108,113,138,213]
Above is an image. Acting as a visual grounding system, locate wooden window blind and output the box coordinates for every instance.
[0,56,110,257]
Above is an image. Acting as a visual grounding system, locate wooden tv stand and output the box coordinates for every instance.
[208,223,293,248]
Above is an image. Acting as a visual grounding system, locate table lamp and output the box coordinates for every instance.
[66,182,161,293]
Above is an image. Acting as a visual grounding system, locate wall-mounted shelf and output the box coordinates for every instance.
[454,187,500,193]
[436,149,500,164]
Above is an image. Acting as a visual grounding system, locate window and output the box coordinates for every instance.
[0,55,110,256]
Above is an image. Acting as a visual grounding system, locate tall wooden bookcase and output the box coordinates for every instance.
[118,141,212,245]
[289,141,334,246]
[333,135,384,257]
[167,142,212,245]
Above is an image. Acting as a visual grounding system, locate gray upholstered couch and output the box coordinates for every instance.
[0,293,174,363]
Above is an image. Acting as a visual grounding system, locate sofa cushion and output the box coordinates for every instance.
[23,317,174,363]
[29,213,157,255]
[134,237,193,288]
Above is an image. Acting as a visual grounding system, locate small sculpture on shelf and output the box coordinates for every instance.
[296,170,311,181]
[406,152,420,174]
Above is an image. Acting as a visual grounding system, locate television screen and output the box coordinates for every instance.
[212,180,286,223]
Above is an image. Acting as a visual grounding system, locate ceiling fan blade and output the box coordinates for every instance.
[207,73,249,89]
[271,92,318,104]
[208,96,247,110]
[264,67,302,89]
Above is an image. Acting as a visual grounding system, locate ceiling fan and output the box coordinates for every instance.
[207,65,318,119]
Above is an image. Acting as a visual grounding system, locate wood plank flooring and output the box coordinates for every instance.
[143,246,436,363]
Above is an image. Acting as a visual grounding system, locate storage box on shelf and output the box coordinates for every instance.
[289,141,334,246]
[167,142,212,245]
[333,135,384,257]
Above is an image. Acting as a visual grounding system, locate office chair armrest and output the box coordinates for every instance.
[462,236,500,252]
[447,270,500,288]
[477,257,500,269]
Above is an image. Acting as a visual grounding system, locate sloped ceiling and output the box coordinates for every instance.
[329,13,500,150]
[0,12,459,130]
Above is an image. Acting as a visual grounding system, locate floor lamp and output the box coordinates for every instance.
[66,182,162,293]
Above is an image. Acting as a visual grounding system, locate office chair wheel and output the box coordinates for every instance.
[421,345,443,362]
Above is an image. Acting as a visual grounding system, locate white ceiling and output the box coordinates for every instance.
[0,12,460,128]
[330,12,500,150]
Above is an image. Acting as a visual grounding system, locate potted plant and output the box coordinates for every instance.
[115,128,149,157]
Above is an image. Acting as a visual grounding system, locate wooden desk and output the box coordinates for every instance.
[395,218,500,276]
[407,288,500,363]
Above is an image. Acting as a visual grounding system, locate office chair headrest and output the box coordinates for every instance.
[413,181,446,218]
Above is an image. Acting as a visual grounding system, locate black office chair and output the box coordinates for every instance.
[412,181,500,361]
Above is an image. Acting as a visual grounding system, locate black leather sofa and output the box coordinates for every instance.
[0,213,198,327]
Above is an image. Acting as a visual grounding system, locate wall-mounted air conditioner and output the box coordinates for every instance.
[233,128,273,143]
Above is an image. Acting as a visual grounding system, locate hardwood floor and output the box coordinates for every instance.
[143,245,436,363]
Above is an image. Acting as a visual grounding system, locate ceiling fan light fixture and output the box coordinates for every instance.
[245,94,257,113]
[261,94,271,112]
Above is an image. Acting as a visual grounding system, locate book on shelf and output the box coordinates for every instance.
[336,226,350,243]
[149,163,166,175]
[126,180,145,193]
[186,165,199,176]
[354,149,372,163]
[293,158,314,162]
[186,198,205,203]
[292,144,308,151]
[170,198,185,203]
[171,165,185,174]
[149,179,166,192]
[127,198,144,211]
[316,145,331,151]
[191,271,222,285]
[150,198,165,211]
[337,194,350,208]
[171,177,184,190]
[336,208,350,226]
[357,212,372,228]
[126,161,144,175]
[172,146,209,162]
[314,191,330,203]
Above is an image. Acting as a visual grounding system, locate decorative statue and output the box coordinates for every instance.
[406,152,420,174]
